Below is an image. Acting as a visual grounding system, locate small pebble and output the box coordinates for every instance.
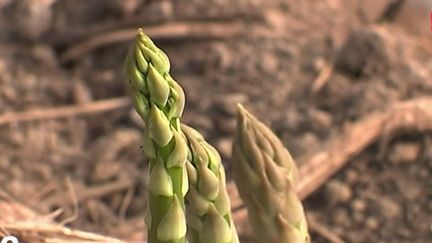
[372,197,402,220]
[281,108,304,131]
[325,179,353,205]
[213,44,233,69]
[295,132,320,155]
[389,142,421,164]
[259,54,279,74]
[334,29,388,77]
[351,198,367,213]
[366,217,379,230]
[307,108,333,135]
[332,208,351,227]
[11,0,55,41]
[147,0,173,19]
[345,170,358,184]
[113,0,141,16]
[31,45,58,68]
[353,210,365,224]
[311,57,325,73]
[397,179,421,200]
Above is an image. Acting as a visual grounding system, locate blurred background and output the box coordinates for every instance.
[0,0,431,242]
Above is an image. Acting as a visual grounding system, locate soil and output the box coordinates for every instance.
[1,0,431,242]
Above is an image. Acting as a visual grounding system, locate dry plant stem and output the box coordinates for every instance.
[1,222,126,243]
[0,97,131,127]
[232,105,309,243]
[311,61,333,94]
[125,29,188,243]
[0,191,50,224]
[61,21,248,62]
[181,124,239,243]
[296,97,432,199]
[44,177,133,207]
[50,12,264,46]
[306,215,345,243]
[0,194,128,242]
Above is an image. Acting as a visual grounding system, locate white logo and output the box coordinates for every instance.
[1,236,18,243]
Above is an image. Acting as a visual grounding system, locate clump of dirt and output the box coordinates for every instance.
[0,0,431,242]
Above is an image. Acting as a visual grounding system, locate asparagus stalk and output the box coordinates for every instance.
[125,29,188,243]
[232,104,310,243]
[181,124,239,243]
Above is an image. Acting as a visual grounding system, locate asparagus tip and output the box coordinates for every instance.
[236,103,246,114]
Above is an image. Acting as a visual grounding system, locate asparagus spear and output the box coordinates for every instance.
[125,29,188,243]
[181,124,239,243]
[232,104,310,243]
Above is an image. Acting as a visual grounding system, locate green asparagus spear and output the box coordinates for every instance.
[181,124,239,243]
[125,29,188,243]
[232,104,310,243]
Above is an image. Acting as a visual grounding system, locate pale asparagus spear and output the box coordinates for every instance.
[232,104,310,243]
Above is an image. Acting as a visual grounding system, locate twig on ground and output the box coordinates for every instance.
[311,61,334,94]
[296,97,432,199]
[307,215,345,243]
[45,177,134,208]
[58,177,79,226]
[0,190,49,224]
[0,97,131,127]
[118,187,135,221]
[50,12,265,46]
[42,208,64,223]
[0,199,128,242]
[1,222,126,243]
[29,182,57,207]
[60,21,248,62]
